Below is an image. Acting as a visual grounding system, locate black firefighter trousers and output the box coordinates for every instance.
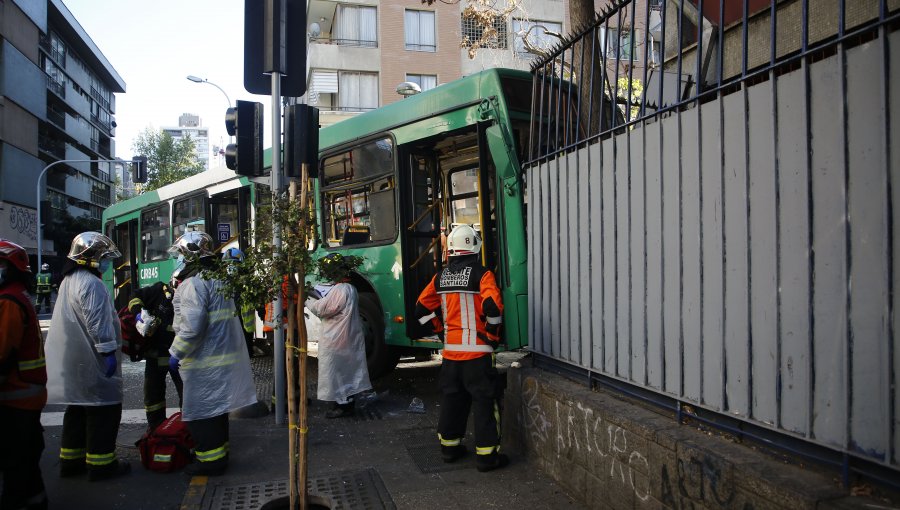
[59,403,122,476]
[144,350,183,430]
[0,406,45,510]
[437,355,503,455]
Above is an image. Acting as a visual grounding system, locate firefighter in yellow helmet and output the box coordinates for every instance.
[414,224,508,472]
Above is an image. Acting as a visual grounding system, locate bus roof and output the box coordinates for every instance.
[103,166,247,221]
[318,68,530,150]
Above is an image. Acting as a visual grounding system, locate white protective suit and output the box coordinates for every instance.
[45,269,123,405]
[306,283,372,403]
[170,273,257,421]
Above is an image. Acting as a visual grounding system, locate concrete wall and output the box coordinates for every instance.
[503,364,890,509]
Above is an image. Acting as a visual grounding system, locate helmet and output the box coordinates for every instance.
[41,263,50,271]
[222,247,244,262]
[446,224,482,256]
[168,231,216,261]
[0,240,32,274]
[67,232,121,267]
[316,253,364,282]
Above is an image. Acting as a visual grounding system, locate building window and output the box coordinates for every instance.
[461,13,508,49]
[49,32,66,65]
[600,27,637,61]
[405,74,437,92]
[512,19,562,58]
[405,10,436,52]
[141,205,170,262]
[335,5,377,47]
[338,71,378,112]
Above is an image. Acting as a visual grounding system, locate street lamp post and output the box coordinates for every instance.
[186,75,233,143]
[36,158,140,271]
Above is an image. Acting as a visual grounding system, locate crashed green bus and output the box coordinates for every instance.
[102,67,532,377]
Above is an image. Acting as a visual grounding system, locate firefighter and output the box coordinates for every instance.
[129,280,184,431]
[0,240,49,509]
[306,253,372,418]
[34,263,53,314]
[414,224,509,472]
[167,231,257,476]
[222,248,257,357]
[45,232,131,481]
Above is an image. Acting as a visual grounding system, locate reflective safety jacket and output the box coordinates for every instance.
[170,272,257,421]
[35,272,52,294]
[0,282,47,410]
[415,255,504,361]
[128,281,176,352]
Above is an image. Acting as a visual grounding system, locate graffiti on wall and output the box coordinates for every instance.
[521,376,651,502]
[0,203,37,248]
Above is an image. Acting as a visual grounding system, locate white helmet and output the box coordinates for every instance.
[41,263,50,271]
[168,231,216,261]
[446,224,482,256]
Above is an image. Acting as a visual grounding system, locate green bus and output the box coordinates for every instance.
[102,67,532,377]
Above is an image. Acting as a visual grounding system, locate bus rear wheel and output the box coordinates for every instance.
[358,292,399,379]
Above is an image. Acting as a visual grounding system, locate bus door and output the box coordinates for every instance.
[110,219,138,309]
[399,124,498,338]
[208,187,250,251]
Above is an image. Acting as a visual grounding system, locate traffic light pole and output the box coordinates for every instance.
[36,158,142,271]
[271,72,286,426]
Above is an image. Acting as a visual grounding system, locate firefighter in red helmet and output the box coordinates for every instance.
[0,239,49,509]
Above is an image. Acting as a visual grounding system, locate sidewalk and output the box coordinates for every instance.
[180,353,586,510]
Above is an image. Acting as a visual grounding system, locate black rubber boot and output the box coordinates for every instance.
[184,458,228,477]
[476,452,509,472]
[441,444,467,463]
[325,402,354,419]
[87,460,131,482]
[59,460,87,478]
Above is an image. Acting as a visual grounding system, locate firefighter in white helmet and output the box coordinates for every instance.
[414,224,508,472]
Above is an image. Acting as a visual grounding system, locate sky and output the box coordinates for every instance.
[63,0,278,166]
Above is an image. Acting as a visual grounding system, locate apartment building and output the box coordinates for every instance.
[0,0,124,264]
[163,113,211,170]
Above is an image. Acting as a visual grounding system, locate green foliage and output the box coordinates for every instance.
[203,193,317,316]
[315,253,364,283]
[131,128,204,192]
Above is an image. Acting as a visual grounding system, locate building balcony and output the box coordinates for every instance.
[308,42,380,73]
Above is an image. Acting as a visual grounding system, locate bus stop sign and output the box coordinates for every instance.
[244,0,306,96]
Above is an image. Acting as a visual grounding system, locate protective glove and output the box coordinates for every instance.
[168,356,180,375]
[135,312,159,337]
[102,352,117,378]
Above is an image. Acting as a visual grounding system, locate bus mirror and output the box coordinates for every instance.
[225,100,264,177]
[285,104,319,178]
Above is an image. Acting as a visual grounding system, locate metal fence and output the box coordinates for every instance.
[524,0,900,485]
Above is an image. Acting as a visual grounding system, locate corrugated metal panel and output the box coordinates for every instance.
[700,99,725,412]
[645,124,664,390]
[578,148,592,369]
[616,134,630,380]
[602,137,616,374]
[589,142,604,373]
[748,79,778,426]
[846,38,890,459]
[890,28,900,469]
[629,127,646,386]
[682,107,702,405]
[662,112,682,396]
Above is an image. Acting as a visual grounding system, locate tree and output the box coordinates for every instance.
[131,128,204,192]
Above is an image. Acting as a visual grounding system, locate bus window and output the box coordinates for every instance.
[141,204,170,262]
[173,195,205,238]
[321,138,396,247]
[448,168,482,226]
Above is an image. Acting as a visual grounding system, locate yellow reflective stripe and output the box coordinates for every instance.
[18,357,46,371]
[170,336,194,359]
[153,453,172,463]
[128,298,144,310]
[86,452,116,466]
[0,384,46,400]
[476,446,496,456]
[184,352,240,370]
[59,448,86,460]
[438,434,460,447]
[442,343,494,352]
[195,445,227,462]
[207,308,234,324]
[145,401,166,413]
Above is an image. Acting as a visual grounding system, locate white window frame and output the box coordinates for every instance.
[405,10,436,52]
[405,74,437,92]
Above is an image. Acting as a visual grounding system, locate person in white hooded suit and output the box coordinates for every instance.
[167,231,257,476]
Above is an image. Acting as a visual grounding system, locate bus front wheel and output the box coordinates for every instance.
[358,292,399,379]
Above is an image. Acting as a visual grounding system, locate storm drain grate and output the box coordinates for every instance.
[406,443,471,474]
[206,468,395,510]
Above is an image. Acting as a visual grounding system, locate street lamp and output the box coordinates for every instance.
[187,75,233,142]
[36,158,142,271]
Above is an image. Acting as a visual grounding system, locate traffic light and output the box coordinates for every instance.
[284,104,319,178]
[131,156,148,183]
[244,0,307,96]
[225,100,264,176]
